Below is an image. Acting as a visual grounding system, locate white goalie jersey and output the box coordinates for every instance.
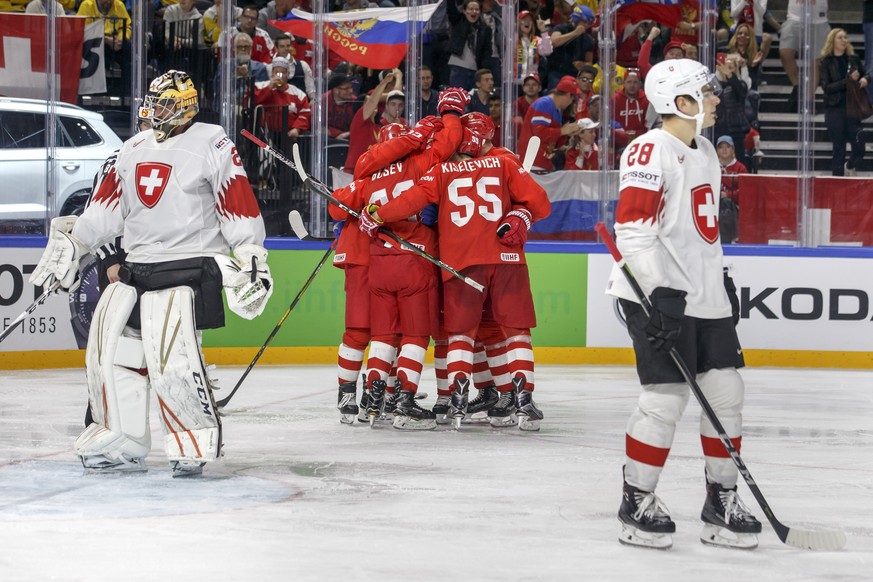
[72,123,265,263]
[606,129,731,320]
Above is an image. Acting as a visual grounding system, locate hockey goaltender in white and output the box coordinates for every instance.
[29,70,273,477]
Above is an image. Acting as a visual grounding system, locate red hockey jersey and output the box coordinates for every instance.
[377,153,550,279]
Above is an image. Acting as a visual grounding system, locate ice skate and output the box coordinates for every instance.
[336,382,359,425]
[463,385,498,423]
[514,379,543,431]
[392,389,437,431]
[433,394,452,425]
[357,388,370,423]
[366,380,386,427]
[379,389,398,423]
[171,460,205,478]
[449,378,470,429]
[487,387,517,427]
[700,481,762,549]
[618,479,675,549]
[81,453,147,474]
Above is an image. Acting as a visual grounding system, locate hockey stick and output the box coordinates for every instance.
[239,130,484,293]
[496,136,541,238]
[216,237,336,409]
[594,222,846,551]
[0,281,61,344]
[522,135,540,172]
[289,210,333,242]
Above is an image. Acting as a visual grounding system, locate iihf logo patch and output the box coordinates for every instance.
[500,253,520,262]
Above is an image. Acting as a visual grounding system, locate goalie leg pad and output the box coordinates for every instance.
[141,286,222,464]
[77,282,151,467]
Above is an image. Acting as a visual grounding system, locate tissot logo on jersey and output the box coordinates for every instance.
[621,168,663,192]
[135,162,172,208]
[214,136,230,150]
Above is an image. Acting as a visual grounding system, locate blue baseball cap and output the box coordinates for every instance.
[571,5,595,24]
[717,135,734,147]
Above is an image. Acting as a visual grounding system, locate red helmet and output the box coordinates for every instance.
[378,122,408,143]
[458,112,495,157]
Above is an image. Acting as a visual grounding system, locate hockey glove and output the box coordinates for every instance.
[29,216,86,293]
[496,209,532,247]
[724,268,740,326]
[438,87,471,116]
[358,204,383,238]
[409,116,444,147]
[216,244,273,320]
[644,287,687,352]
[419,203,439,226]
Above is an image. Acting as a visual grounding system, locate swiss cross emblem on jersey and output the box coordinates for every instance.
[691,184,719,244]
[135,162,173,208]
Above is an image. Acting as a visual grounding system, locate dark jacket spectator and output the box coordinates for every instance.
[447,0,493,90]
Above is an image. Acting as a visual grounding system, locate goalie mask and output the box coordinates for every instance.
[458,112,495,157]
[644,59,720,135]
[141,70,199,142]
[378,123,409,143]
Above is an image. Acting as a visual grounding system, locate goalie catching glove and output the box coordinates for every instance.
[215,243,273,320]
[29,216,87,293]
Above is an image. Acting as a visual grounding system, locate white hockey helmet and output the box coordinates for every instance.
[644,59,719,134]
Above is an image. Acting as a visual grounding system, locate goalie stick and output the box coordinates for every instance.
[217,232,336,409]
[239,130,484,293]
[0,281,60,344]
[594,222,846,552]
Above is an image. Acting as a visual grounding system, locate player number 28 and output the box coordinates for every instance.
[626,142,654,166]
[447,176,502,227]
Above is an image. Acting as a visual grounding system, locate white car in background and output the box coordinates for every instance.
[0,97,123,230]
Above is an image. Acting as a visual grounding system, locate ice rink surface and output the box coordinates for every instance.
[0,364,870,582]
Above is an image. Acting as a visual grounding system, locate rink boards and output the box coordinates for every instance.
[1,238,872,369]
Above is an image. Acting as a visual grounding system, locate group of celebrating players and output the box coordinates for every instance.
[329,86,551,432]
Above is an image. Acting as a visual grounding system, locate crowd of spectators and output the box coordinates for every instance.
[5,0,867,238]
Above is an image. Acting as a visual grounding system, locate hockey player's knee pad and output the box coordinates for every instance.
[698,368,744,415]
[343,328,371,351]
[638,382,691,426]
[371,333,401,348]
[476,321,506,346]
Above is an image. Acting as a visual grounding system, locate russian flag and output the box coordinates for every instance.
[271,6,438,70]
[614,0,684,33]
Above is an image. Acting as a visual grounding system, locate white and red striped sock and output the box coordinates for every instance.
[337,343,365,385]
[446,335,475,386]
[396,338,428,393]
[506,333,535,391]
[433,339,449,396]
[364,341,396,386]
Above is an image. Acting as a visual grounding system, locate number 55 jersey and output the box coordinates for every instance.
[607,129,732,320]
[376,153,550,280]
